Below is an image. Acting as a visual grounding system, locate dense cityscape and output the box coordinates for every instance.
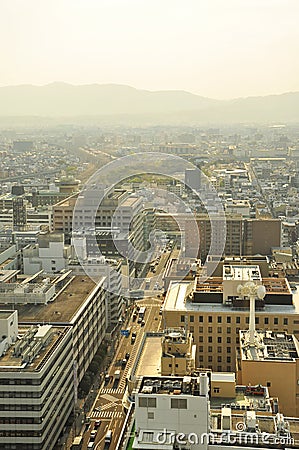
[1,0,299,449]
[0,124,298,449]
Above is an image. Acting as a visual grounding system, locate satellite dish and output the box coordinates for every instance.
[257,285,266,299]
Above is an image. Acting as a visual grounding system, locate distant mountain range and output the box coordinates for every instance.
[0,82,298,124]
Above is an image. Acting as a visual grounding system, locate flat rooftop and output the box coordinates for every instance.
[223,265,261,281]
[240,330,299,361]
[120,196,140,208]
[135,335,162,377]
[0,324,71,372]
[165,280,297,313]
[210,384,272,413]
[0,270,19,283]
[0,276,101,324]
[164,258,202,279]
[139,375,207,397]
[194,277,223,293]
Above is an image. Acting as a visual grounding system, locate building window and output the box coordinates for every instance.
[227,366,231,372]
[283,318,288,325]
[171,398,187,409]
[227,337,231,344]
[213,387,220,394]
[227,347,231,353]
[267,382,271,387]
[217,347,222,353]
[217,316,222,323]
[218,337,222,343]
[227,356,231,363]
[264,317,269,325]
[236,316,240,324]
[199,355,203,362]
[208,356,213,362]
[246,317,249,324]
[217,327,222,333]
[227,317,231,323]
[208,316,213,323]
[199,316,203,323]
[208,327,213,333]
[199,326,203,333]
[199,346,203,352]
[190,326,194,333]
[218,356,222,362]
[190,315,194,322]
[208,346,212,352]
[199,336,203,343]
[148,412,154,419]
[180,315,185,323]
[208,336,212,343]
[227,327,231,334]
[255,317,259,324]
[274,318,278,325]
[139,397,157,408]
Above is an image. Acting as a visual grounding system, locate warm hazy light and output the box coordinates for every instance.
[0,0,299,99]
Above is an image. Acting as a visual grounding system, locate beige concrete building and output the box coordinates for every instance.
[0,311,73,450]
[161,328,196,376]
[162,264,298,373]
[238,330,299,417]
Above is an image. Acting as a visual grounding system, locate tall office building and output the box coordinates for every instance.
[185,168,201,191]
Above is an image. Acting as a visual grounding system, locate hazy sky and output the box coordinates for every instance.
[1,0,299,99]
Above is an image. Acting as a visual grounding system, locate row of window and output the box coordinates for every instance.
[199,336,235,343]
[138,397,187,409]
[198,346,232,353]
[0,418,41,424]
[199,355,231,363]
[182,315,289,325]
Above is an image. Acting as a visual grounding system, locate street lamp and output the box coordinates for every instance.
[237,282,266,346]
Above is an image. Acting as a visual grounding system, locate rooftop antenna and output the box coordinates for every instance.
[237,282,266,346]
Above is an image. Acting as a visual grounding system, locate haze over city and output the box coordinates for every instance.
[1,2,299,450]
[1,0,299,99]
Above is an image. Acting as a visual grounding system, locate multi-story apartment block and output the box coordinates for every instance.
[185,214,242,260]
[243,218,281,255]
[0,310,73,450]
[0,272,106,382]
[185,215,282,260]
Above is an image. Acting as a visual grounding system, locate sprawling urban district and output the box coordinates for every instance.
[0,124,298,450]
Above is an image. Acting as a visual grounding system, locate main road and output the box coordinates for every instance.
[81,296,163,449]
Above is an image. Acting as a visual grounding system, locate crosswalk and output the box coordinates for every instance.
[100,388,124,395]
[91,410,123,419]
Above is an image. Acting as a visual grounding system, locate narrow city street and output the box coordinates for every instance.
[80,296,163,450]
